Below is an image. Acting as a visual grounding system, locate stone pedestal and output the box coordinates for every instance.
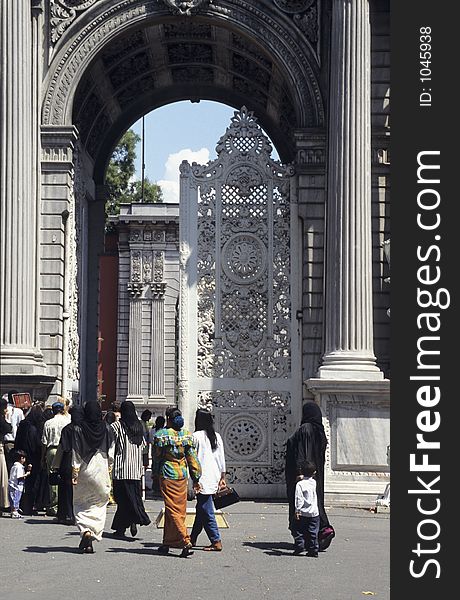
[307,378,390,507]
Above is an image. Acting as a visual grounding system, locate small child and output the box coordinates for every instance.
[8,450,31,519]
[293,460,320,557]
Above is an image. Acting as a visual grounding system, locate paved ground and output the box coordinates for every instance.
[0,499,389,600]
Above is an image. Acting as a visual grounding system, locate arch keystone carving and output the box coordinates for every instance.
[160,0,210,16]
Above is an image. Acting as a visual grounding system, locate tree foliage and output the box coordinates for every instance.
[105,129,163,216]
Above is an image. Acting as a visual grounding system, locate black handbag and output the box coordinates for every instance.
[212,485,240,510]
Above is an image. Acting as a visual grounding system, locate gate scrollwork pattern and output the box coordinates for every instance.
[195,107,292,379]
[198,391,292,484]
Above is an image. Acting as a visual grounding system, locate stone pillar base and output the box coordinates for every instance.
[306,378,390,507]
[0,348,47,377]
[318,352,384,380]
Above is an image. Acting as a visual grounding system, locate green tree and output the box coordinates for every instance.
[105,129,163,216]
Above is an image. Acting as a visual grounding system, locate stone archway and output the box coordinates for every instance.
[39,0,326,404]
[1,0,391,504]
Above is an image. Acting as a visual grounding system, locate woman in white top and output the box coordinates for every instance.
[190,409,226,551]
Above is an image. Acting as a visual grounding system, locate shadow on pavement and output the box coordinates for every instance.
[23,546,80,554]
[106,543,184,558]
[242,541,293,556]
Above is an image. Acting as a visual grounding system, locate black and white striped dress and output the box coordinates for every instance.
[110,420,151,532]
[111,420,144,480]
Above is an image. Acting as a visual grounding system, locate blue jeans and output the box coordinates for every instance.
[191,493,220,544]
[292,515,320,554]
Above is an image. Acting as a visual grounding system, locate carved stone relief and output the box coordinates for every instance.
[67,148,82,384]
[43,0,324,131]
[50,0,98,44]
[160,0,210,17]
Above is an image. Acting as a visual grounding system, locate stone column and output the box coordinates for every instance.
[150,283,167,399]
[0,0,46,376]
[127,282,143,402]
[319,0,382,380]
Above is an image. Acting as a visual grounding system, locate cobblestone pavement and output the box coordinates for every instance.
[0,500,389,600]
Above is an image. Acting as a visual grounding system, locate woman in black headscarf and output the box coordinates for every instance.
[285,401,335,551]
[14,404,49,515]
[51,405,84,524]
[72,401,115,554]
[110,401,151,538]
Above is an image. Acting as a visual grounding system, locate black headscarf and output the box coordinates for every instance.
[120,401,144,446]
[59,406,85,454]
[75,401,113,463]
[70,406,85,426]
[301,401,325,428]
[26,405,46,435]
[285,401,330,530]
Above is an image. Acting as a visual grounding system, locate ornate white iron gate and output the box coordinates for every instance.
[179,107,301,496]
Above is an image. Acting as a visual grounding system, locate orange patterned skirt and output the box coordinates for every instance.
[160,477,190,548]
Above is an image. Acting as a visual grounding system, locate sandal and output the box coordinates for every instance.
[78,531,92,553]
[203,540,222,552]
[180,543,194,558]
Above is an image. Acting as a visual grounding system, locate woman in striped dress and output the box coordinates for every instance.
[110,401,151,538]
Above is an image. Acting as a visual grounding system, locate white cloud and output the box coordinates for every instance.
[158,147,210,203]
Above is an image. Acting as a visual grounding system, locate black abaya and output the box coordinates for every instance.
[111,479,151,532]
[285,402,332,537]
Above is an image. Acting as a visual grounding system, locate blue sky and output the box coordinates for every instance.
[128,100,279,202]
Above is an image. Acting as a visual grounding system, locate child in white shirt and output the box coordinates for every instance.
[8,450,31,518]
[293,460,320,557]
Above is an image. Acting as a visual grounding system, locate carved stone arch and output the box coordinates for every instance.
[42,0,325,151]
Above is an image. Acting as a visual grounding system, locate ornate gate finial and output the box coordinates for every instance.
[160,0,210,16]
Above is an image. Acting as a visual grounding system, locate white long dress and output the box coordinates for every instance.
[72,441,115,541]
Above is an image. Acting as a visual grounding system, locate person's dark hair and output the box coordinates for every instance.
[154,415,165,430]
[296,460,316,478]
[0,398,7,412]
[104,410,116,424]
[43,407,54,420]
[120,401,144,445]
[141,409,152,422]
[165,406,184,431]
[52,402,64,415]
[195,409,217,451]
[26,404,46,435]
[13,449,27,462]
[110,401,121,413]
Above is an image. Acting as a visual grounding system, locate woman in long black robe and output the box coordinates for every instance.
[54,406,84,524]
[14,405,49,515]
[285,402,334,549]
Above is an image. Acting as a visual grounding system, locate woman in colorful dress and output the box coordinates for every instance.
[152,406,201,558]
[72,401,115,554]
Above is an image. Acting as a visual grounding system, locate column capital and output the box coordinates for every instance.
[127,282,143,299]
[41,125,79,167]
